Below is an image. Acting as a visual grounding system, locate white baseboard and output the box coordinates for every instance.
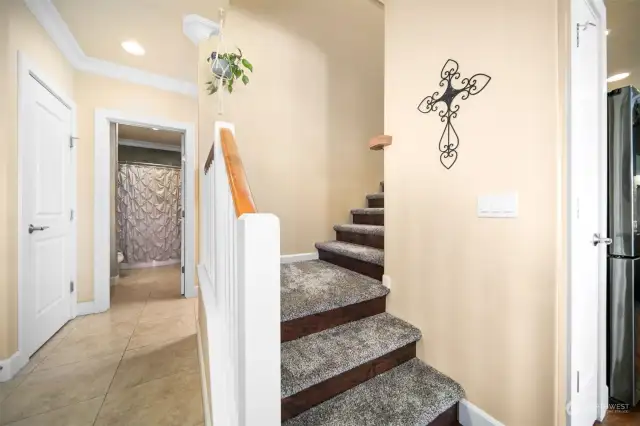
[280,252,319,264]
[598,385,609,421]
[0,351,29,382]
[76,301,99,316]
[459,399,504,426]
[196,322,213,426]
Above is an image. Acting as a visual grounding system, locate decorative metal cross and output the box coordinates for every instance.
[417,59,491,169]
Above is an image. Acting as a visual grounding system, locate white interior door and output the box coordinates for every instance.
[23,75,73,357]
[569,0,603,423]
[181,135,186,295]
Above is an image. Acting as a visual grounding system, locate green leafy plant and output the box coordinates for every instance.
[206,48,253,95]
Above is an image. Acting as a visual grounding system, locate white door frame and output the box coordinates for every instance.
[15,52,78,378]
[94,109,197,314]
[566,0,608,423]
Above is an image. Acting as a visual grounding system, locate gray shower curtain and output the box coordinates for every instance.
[116,163,182,265]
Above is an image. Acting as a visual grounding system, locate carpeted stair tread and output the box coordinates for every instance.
[281,260,388,322]
[282,313,421,398]
[283,358,465,426]
[333,224,384,236]
[366,193,384,200]
[351,207,384,215]
[315,241,384,266]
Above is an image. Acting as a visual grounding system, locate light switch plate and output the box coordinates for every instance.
[477,192,518,218]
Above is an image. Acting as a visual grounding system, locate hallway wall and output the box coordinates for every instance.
[197,0,385,255]
[383,0,565,425]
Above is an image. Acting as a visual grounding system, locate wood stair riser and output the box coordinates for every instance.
[336,231,384,250]
[429,404,460,426]
[281,343,417,421]
[318,249,383,281]
[352,213,384,226]
[367,198,384,208]
[281,297,386,343]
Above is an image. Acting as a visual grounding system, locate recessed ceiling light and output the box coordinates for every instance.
[607,72,631,83]
[152,128,159,131]
[606,29,610,36]
[121,40,145,56]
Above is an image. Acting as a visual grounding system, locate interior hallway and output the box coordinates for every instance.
[0,266,203,426]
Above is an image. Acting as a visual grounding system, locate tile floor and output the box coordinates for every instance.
[0,265,204,426]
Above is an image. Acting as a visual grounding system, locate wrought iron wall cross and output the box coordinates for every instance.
[417,59,491,169]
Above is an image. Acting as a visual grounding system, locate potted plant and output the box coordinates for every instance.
[206,48,254,94]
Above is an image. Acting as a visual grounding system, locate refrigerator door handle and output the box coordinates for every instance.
[592,233,613,246]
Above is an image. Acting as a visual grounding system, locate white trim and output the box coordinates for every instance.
[94,109,198,315]
[76,301,99,316]
[118,138,182,152]
[458,399,504,426]
[17,51,77,381]
[566,0,608,424]
[23,0,200,97]
[196,320,213,426]
[280,252,319,264]
[183,14,220,46]
[0,352,29,383]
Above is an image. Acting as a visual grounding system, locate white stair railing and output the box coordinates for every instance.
[197,122,281,426]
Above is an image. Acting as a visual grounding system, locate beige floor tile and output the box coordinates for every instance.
[128,314,195,350]
[139,298,194,323]
[3,397,104,426]
[109,335,198,392]
[0,354,120,425]
[110,285,151,303]
[71,313,138,337]
[94,372,203,426]
[36,322,135,370]
[0,376,26,405]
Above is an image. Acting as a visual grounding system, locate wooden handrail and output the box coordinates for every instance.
[220,128,257,217]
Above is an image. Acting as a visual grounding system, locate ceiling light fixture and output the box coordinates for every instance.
[607,72,631,83]
[121,40,145,56]
[606,29,610,35]
[152,128,159,131]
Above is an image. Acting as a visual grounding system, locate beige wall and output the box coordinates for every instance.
[1,0,76,359]
[384,0,562,425]
[74,73,197,302]
[198,0,385,254]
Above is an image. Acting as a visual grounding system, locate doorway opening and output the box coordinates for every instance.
[92,110,197,315]
[112,124,185,298]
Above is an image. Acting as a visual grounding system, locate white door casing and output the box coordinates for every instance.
[181,134,186,295]
[568,0,607,424]
[20,63,74,358]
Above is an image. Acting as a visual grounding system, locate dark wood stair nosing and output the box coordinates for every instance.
[318,249,383,281]
[281,342,417,421]
[281,296,386,343]
[335,230,384,250]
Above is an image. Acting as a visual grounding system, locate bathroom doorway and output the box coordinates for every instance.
[91,110,196,315]
[112,124,185,295]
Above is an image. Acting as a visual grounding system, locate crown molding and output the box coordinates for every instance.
[24,0,199,97]
[183,14,220,45]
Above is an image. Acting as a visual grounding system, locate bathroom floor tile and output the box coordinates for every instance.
[128,314,195,350]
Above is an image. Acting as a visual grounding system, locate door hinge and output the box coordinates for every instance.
[577,370,580,393]
[70,281,75,293]
[70,136,78,148]
[181,266,185,274]
[182,210,185,219]
[70,209,74,221]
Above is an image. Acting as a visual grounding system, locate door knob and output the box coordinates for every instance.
[592,233,612,246]
[28,224,50,234]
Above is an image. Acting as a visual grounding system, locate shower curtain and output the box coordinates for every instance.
[116,163,182,266]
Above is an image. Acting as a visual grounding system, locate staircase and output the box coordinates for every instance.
[280,183,465,425]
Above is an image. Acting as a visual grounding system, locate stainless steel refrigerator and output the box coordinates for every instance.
[608,85,640,405]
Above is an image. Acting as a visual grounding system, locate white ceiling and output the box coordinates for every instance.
[607,0,640,89]
[118,124,183,146]
[51,0,225,82]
